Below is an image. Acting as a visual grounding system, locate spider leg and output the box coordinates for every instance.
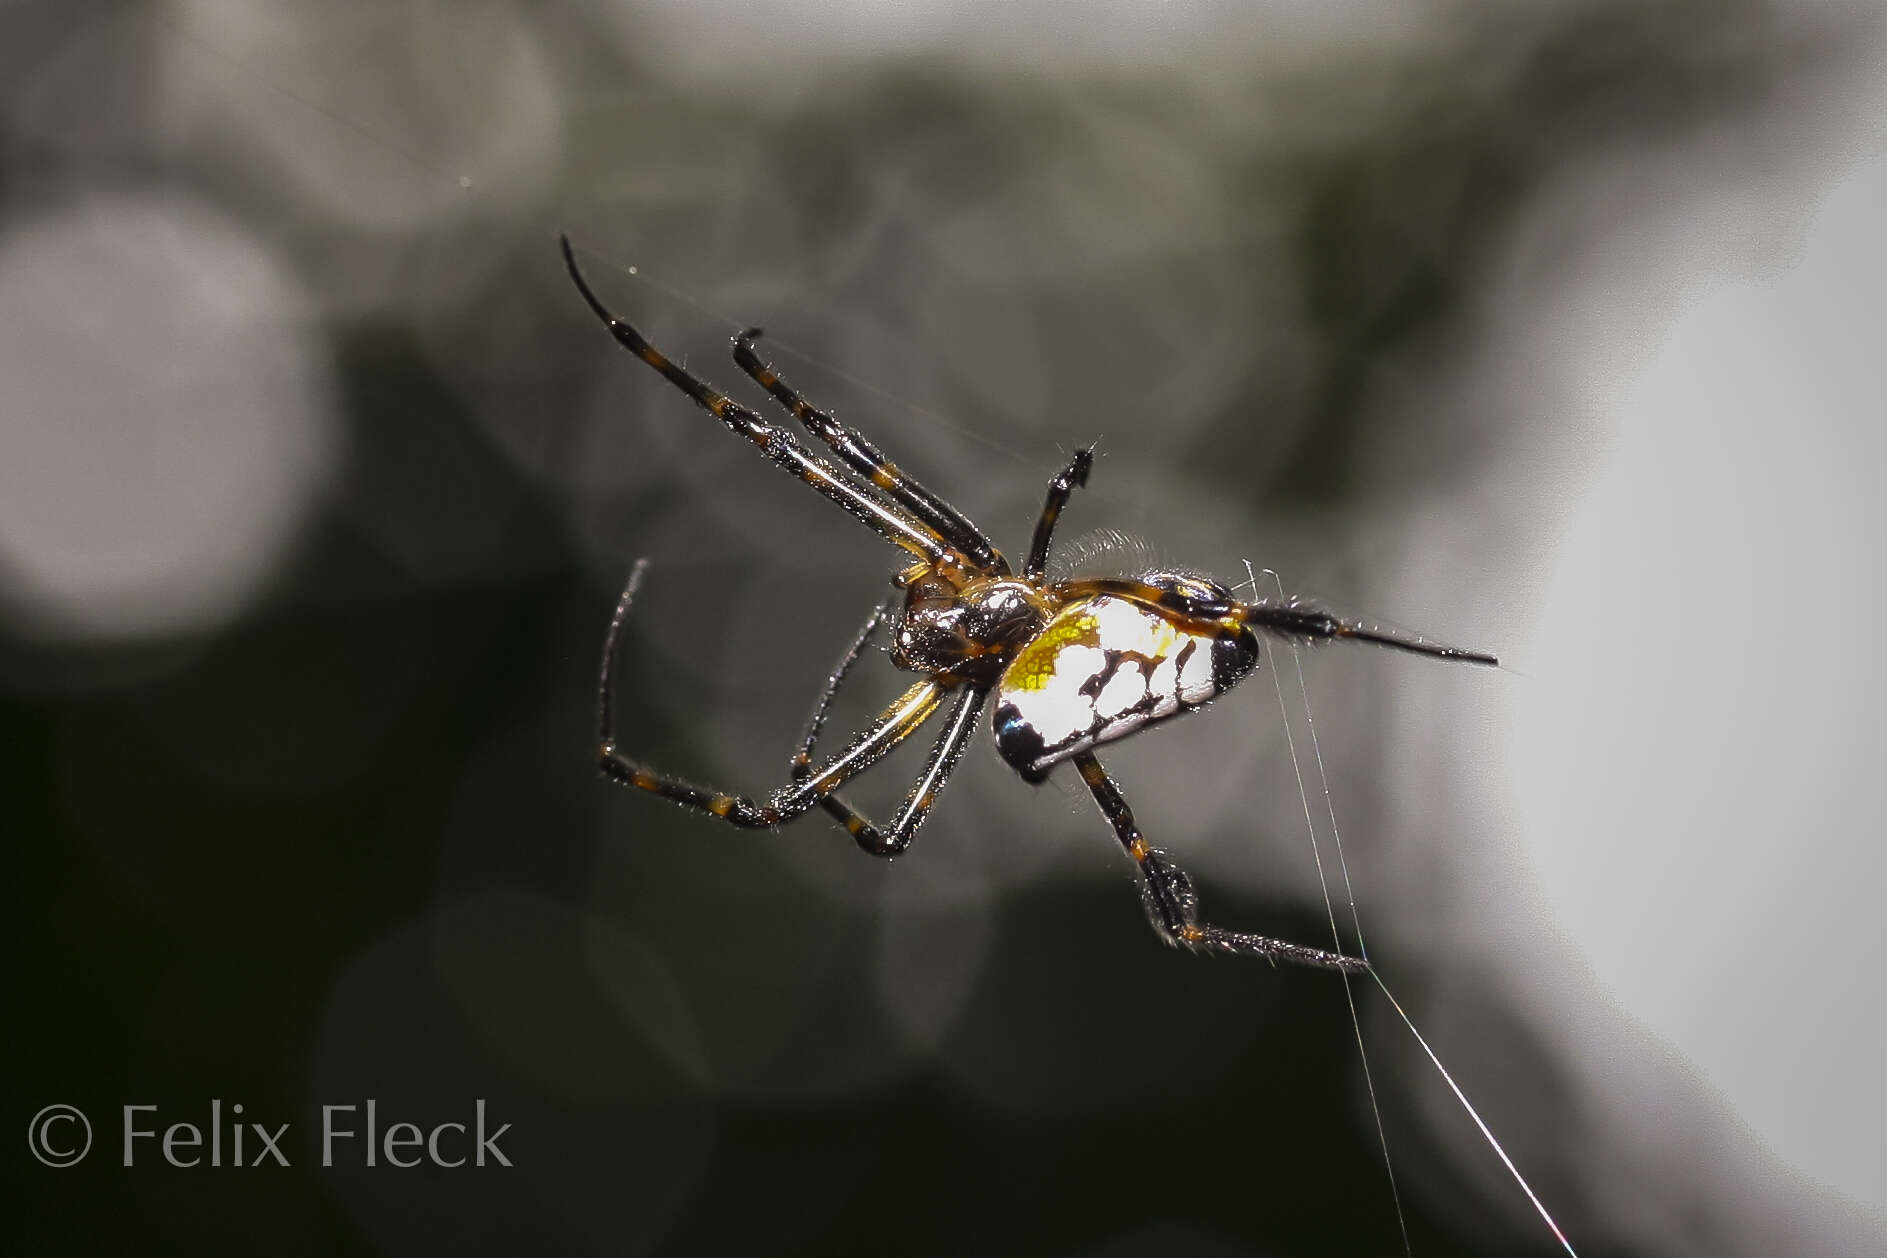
[734,329,1005,573]
[1239,601,1499,666]
[561,238,949,565]
[789,600,987,857]
[1073,752,1369,973]
[598,561,946,827]
[785,597,889,834]
[790,598,891,778]
[809,684,989,857]
[1023,445,1094,580]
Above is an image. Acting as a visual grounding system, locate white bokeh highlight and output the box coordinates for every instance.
[0,193,337,642]
[1513,143,1887,1215]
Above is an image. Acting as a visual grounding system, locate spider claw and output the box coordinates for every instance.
[731,327,770,373]
[1071,445,1095,486]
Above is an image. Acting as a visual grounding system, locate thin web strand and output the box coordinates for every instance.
[1273,570,1372,959]
[1369,972,1579,1257]
[155,11,478,193]
[597,254,1033,466]
[1252,566,1579,1256]
[157,12,1033,468]
[1248,562,1412,1258]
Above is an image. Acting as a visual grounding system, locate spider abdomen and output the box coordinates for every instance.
[992,592,1258,783]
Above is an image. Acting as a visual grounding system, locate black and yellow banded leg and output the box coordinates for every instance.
[792,599,891,778]
[733,329,1005,573]
[561,237,950,565]
[791,602,988,857]
[809,685,988,857]
[1073,752,1369,973]
[1237,602,1499,666]
[787,597,891,837]
[1024,445,1095,581]
[597,561,946,827]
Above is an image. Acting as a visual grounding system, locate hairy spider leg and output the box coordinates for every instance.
[1239,601,1499,666]
[792,599,892,778]
[597,561,951,827]
[810,689,987,857]
[1024,446,1094,581]
[734,330,1005,573]
[791,599,911,844]
[1073,752,1369,973]
[1057,576,1499,668]
[791,599,990,856]
[561,237,951,566]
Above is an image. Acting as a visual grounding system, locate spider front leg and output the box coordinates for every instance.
[1024,445,1095,580]
[1073,752,1368,973]
[791,598,988,857]
[562,238,951,565]
[734,330,1004,572]
[597,561,945,827]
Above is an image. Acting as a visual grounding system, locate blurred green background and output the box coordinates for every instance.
[6,2,1885,1255]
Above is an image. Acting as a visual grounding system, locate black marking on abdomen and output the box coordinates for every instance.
[1017,638,1206,774]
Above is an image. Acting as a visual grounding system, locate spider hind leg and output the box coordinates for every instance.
[1074,752,1368,973]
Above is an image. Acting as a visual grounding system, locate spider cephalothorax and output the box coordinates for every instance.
[565,236,1495,972]
[887,566,1049,682]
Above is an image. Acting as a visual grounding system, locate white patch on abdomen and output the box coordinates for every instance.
[1002,640,1106,754]
[1095,665,1149,721]
[995,595,1232,774]
[1175,632,1217,705]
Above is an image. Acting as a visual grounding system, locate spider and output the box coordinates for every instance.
[565,236,1497,973]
